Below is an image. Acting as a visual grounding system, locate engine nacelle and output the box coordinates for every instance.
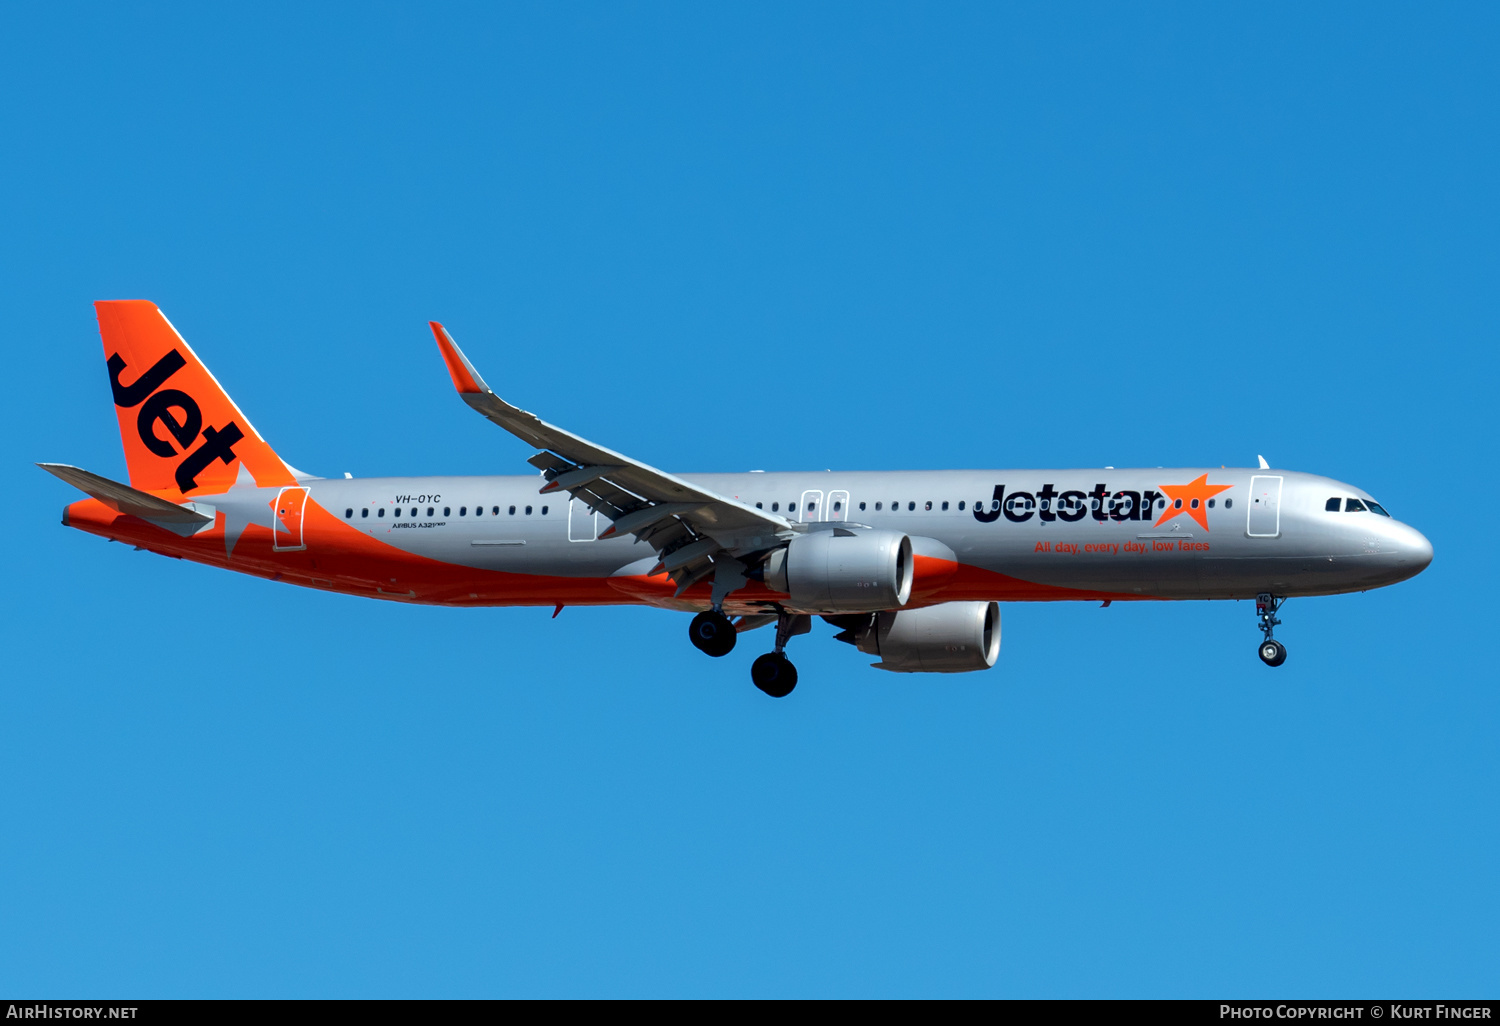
[763,529,913,613]
[856,601,1000,673]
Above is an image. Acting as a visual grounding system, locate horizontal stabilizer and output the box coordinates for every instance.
[37,463,213,525]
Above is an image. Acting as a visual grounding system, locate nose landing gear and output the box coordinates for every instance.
[751,613,809,698]
[1255,593,1287,667]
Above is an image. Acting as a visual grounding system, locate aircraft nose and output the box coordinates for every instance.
[1399,524,1433,574]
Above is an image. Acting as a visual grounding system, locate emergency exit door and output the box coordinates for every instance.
[568,497,598,541]
[799,490,824,523]
[826,490,850,522]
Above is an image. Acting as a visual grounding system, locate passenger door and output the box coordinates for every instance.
[272,486,308,552]
[1247,476,1283,538]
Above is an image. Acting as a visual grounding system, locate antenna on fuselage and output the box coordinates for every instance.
[1257,455,1270,469]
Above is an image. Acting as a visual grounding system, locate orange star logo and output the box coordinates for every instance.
[1155,474,1233,531]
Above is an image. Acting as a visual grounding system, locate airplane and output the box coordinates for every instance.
[41,301,1434,698]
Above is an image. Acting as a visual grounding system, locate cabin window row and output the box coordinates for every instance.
[744,497,1231,514]
[344,505,550,519]
[339,491,1250,522]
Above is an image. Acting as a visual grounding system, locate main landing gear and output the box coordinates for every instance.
[1256,592,1287,667]
[688,610,736,658]
[688,607,810,698]
[750,613,809,699]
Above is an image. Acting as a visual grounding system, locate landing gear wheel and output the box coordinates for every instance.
[1258,639,1287,667]
[688,611,736,657]
[751,652,798,698]
[1254,593,1288,667]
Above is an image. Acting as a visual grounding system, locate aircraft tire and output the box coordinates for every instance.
[751,652,798,698]
[1258,639,1287,667]
[689,611,737,657]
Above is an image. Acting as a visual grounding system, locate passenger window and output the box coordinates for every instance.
[1159,499,1167,509]
[808,502,816,512]
[476,505,483,516]
[833,501,842,511]
[1345,498,1367,513]
[1190,499,1199,509]
[492,506,500,515]
[941,501,949,511]
[908,501,916,511]
[394,507,402,517]
[1173,499,1183,509]
[344,508,353,519]
[525,505,533,515]
[991,500,1000,511]
[361,508,368,518]
[859,502,866,511]
[1207,499,1215,508]
[1326,497,1341,512]
[459,507,466,516]
[1224,498,1232,509]
[443,507,450,517]
[1367,501,1391,517]
[772,502,779,512]
[410,508,417,517]
[925,501,932,511]
[875,502,882,511]
[756,502,763,509]
[541,506,548,515]
[958,501,965,511]
[378,508,386,518]
[508,505,516,515]
[427,507,435,517]
[789,502,797,512]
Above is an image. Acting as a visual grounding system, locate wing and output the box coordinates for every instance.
[429,322,796,597]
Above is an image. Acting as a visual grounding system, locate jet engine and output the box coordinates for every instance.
[847,600,1000,673]
[763,529,913,613]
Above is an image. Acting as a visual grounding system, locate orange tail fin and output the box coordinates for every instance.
[96,301,297,497]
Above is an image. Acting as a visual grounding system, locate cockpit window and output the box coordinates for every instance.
[1345,498,1367,513]
[1325,497,1341,512]
[1366,501,1391,517]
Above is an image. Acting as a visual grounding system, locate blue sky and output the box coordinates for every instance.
[2,3,1496,997]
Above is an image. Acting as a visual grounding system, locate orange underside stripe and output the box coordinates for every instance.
[64,496,1155,609]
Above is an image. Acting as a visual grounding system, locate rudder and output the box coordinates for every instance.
[97,301,297,497]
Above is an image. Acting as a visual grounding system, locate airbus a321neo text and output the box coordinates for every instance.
[41,302,1434,697]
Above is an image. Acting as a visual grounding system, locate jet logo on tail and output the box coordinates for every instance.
[107,348,245,493]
